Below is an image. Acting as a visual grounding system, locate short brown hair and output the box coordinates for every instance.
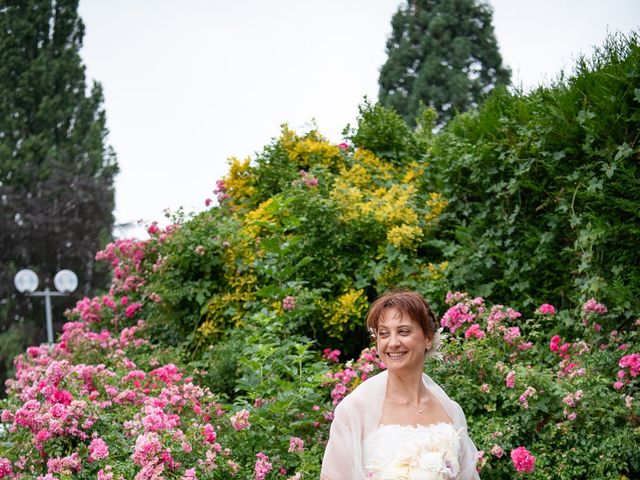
[366,289,437,340]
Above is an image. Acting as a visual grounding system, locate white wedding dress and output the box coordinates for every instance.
[363,423,461,480]
[321,372,479,480]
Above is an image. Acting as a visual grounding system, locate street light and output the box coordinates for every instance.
[14,269,78,344]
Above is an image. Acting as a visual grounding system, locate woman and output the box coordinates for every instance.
[321,290,480,479]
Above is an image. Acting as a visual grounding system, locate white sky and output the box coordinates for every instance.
[77,1,640,238]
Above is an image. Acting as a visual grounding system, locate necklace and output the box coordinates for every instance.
[407,394,428,414]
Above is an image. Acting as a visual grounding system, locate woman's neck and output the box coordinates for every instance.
[386,369,427,405]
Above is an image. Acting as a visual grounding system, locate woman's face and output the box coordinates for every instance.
[376,308,431,373]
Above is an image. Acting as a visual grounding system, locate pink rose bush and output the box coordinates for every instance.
[325,347,385,405]
[213,179,229,203]
[0,239,328,479]
[0,314,241,478]
[421,291,639,477]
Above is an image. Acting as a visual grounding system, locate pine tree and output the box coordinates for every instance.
[0,0,118,381]
[378,0,511,127]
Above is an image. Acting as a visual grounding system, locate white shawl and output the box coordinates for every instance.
[321,370,480,479]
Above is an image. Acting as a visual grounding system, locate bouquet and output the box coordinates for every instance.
[365,426,461,480]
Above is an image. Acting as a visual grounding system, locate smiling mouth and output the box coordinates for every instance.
[386,352,407,359]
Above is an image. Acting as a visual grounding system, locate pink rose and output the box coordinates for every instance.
[511,446,535,473]
[88,437,109,462]
[490,444,504,458]
[538,303,556,315]
[230,409,251,431]
[147,223,160,235]
[282,296,297,311]
[254,452,273,480]
[288,436,305,453]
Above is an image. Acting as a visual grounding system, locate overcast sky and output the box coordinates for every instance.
[77,1,640,237]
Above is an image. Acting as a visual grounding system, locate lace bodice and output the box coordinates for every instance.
[363,423,461,480]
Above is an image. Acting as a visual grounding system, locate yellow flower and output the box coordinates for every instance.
[426,261,448,280]
[280,125,342,170]
[339,163,371,189]
[322,289,368,337]
[425,192,448,223]
[373,184,418,225]
[224,157,257,208]
[197,319,220,339]
[402,161,425,184]
[330,179,365,222]
[243,198,275,239]
[353,149,395,182]
[387,224,423,250]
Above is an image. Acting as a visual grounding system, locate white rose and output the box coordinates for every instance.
[417,451,443,471]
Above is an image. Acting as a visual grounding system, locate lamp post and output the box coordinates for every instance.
[13,269,78,345]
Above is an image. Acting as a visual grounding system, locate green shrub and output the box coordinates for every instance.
[428,32,640,316]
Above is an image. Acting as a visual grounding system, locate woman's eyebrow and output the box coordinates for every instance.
[378,323,414,329]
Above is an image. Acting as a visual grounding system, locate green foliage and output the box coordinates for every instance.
[143,209,229,346]
[378,0,511,127]
[219,312,333,478]
[429,32,640,316]
[0,325,26,379]
[191,333,243,399]
[343,99,422,164]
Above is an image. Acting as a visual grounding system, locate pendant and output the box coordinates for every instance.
[418,409,423,413]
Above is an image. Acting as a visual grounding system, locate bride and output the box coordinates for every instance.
[321,290,480,479]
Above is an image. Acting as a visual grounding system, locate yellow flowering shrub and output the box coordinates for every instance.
[373,184,418,225]
[426,261,449,280]
[140,103,457,365]
[242,198,276,239]
[425,192,448,223]
[201,272,258,342]
[339,163,371,189]
[198,228,259,342]
[280,125,342,171]
[387,224,424,250]
[329,179,365,223]
[321,288,368,338]
[402,161,426,184]
[224,157,257,209]
[327,143,445,253]
[352,148,394,183]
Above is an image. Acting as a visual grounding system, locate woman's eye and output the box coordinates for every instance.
[399,330,410,335]
[378,332,389,338]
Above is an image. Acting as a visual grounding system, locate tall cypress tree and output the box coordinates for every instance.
[378,0,511,127]
[0,0,118,380]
